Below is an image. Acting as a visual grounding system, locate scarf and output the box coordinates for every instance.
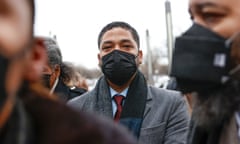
[93,70,147,138]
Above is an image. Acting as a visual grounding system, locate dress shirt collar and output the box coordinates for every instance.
[110,87,128,99]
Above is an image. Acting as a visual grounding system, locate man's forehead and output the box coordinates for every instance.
[189,0,237,17]
[0,0,29,10]
[189,0,237,7]
[101,28,134,41]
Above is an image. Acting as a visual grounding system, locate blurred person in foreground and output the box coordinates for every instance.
[68,21,190,144]
[170,0,240,143]
[0,0,138,144]
[41,37,87,101]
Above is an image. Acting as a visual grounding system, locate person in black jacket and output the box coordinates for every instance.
[40,37,87,101]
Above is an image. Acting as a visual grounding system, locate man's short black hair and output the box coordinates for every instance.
[97,21,140,49]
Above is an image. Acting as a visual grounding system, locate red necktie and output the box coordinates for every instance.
[113,95,124,122]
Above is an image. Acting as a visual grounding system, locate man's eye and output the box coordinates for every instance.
[122,45,132,48]
[202,13,224,24]
[101,46,113,52]
[102,46,112,50]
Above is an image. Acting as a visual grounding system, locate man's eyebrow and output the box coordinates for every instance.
[102,41,113,45]
[121,39,133,43]
[192,2,227,11]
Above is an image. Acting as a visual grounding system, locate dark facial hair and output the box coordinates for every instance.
[191,80,240,131]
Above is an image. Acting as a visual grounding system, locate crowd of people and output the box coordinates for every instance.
[1,0,240,144]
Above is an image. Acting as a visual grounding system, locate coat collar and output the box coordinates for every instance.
[143,87,153,118]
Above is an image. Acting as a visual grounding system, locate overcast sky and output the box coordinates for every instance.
[34,0,192,69]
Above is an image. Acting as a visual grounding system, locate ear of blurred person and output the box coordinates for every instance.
[24,37,47,83]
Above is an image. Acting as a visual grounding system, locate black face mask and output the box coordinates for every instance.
[42,74,51,88]
[170,23,236,94]
[0,44,31,107]
[101,50,137,86]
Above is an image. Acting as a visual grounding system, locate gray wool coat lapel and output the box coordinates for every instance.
[67,76,114,119]
[94,76,113,118]
[143,89,152,118]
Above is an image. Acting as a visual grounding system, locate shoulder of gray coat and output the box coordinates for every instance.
[67,90,92,109]
[148,85,184,102]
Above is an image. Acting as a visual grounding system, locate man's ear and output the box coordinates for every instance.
[137,50,143,64]
[24,37,47,82]
[97,53,102,67]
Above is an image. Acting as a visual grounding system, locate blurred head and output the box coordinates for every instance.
[60,62,75,87]
[61,62,88,90]
[189,0,240,68]
[0,0,47,128]
[97,21,143,87]
[189,0,240,38]
[0,0,47,95]
[186,0,240,94]
[74,72,88,90]
[40,37,62,90]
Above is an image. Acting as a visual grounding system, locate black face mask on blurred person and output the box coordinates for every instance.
[42,74,51,88]
[0,45,30,107]
[101,50,137,86]
[170,23,238,94]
